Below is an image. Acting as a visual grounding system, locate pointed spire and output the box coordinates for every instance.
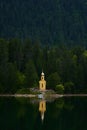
[41,70,44,76]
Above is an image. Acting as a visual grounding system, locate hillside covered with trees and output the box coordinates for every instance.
[0,38,87,94]
[0,0,87,46]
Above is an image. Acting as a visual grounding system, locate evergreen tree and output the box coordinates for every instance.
[24,60,38,88]
[47,72,61,90]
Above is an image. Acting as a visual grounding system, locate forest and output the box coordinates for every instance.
[0,38,87,94]
[0,0,87,46]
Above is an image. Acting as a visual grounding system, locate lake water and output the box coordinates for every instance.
[0,96,87,130]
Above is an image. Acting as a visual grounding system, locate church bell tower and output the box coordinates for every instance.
[39,71,46,91]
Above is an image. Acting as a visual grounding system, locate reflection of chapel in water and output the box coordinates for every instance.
[39,100,46,121]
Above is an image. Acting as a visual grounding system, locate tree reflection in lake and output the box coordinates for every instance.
[0,97,87,130]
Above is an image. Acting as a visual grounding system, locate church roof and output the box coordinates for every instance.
[41,71,44,76]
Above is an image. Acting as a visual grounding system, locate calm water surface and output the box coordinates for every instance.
[0,97,87,130]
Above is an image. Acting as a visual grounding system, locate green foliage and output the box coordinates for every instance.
[0,38,87,93]
[5,63,19,93]
[0,63,19,93]
[0,39,8,65]
[0,0,87,46]
[24,60,39,88]
[55,84,64,94]
[64,81,75,94]
[8,38,23,70]
[16,88,30,94]
[47,72,61,90]
[83,50,87,57]
[17,72,25,87]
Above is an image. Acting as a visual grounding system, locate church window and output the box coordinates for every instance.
[42,84,43,88]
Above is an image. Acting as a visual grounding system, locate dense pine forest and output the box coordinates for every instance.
[0,0,87,46]
[0,0,87,93]
[0,38,87,94]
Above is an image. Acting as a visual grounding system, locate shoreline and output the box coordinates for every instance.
[0,94,87,98]
[0,94,36,97]
[63,94,87,97]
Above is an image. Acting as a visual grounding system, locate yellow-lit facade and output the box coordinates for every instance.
[39,72,46,91]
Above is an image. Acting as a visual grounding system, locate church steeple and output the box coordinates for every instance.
[39,71,46,91]
[41,71,45,80]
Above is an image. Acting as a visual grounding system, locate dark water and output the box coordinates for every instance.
[0,97,87,130]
